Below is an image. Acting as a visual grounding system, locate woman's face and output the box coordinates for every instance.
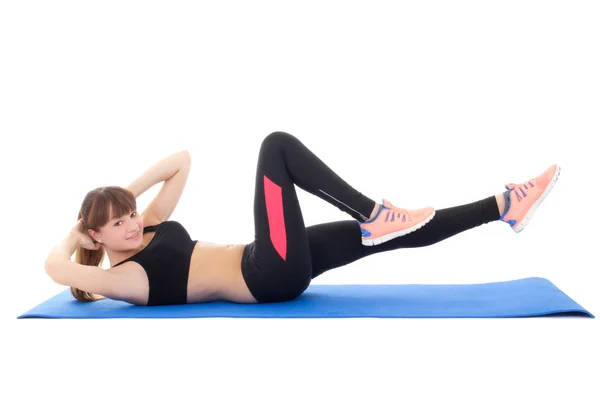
[90,209,144,251]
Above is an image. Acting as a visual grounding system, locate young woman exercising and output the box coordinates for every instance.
[44,131,561,306]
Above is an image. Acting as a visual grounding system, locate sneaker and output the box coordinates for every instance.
[500,164,561,233]
[359,199,436,246]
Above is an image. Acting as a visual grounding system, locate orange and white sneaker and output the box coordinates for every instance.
[500,164,561,233]
[359,199,436,246]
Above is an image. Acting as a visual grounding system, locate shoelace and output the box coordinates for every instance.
[383,205,412,222]
[506,180,535,202]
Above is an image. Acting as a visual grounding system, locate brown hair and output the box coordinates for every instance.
[72,186,137,302]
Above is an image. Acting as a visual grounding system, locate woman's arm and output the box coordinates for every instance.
[45,231,80,265]
[126,150,191,199]
[44,230,121,297]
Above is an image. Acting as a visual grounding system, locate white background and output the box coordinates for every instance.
[1,1,598,399]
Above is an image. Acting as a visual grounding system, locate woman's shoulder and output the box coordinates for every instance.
[106,260,149,305]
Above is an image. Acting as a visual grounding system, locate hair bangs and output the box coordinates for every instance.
[87,186,137,229]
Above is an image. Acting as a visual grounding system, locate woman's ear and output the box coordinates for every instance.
[88,228,100,242]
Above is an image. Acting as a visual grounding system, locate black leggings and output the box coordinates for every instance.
[241,131,501,303]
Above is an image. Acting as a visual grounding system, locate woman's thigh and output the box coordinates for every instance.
[241,133,313,302]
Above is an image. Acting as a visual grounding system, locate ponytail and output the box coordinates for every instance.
[70,244,105,302]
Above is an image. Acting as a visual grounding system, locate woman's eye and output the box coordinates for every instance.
[115,212,138,226]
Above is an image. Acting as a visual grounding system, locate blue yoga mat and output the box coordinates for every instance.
[17,277,593,319]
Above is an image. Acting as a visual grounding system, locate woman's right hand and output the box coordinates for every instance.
[71,219,103,251]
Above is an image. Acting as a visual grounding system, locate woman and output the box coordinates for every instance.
[44,131,561,306]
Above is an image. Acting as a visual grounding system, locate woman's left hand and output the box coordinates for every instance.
[71,219,103,251]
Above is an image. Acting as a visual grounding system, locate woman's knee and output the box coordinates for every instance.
[261,131,296,150]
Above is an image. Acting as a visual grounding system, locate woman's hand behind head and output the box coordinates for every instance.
[72,219,103,251]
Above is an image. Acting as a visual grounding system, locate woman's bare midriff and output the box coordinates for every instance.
[108,229,259,305]
[187,241,258,304]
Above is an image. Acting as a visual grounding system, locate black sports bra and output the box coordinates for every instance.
[112,220,198,306]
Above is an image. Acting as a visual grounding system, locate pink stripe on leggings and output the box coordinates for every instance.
[263,175,287,260]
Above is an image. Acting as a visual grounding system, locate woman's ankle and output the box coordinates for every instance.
[369,202,382,220]
[495,193,505,217]
[496,191,512,218]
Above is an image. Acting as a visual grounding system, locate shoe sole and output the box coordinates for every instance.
[513,165,561,233]
[362,210,436,246]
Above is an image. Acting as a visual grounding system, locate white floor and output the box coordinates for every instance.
[6,316,599,399]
